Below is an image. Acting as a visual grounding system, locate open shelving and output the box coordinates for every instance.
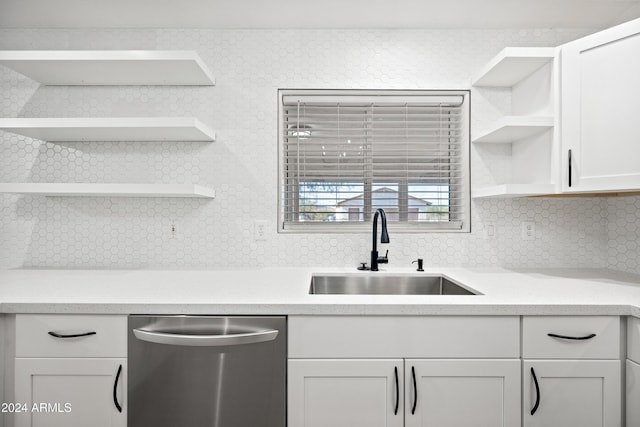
[472,47,555,87]
[0,117,215,142]
[472,116,553,144]
[0,50,215,86]
[0,49,216,200]
[472,47,559,199]
[472,184,557,199]
[0,183,215,198]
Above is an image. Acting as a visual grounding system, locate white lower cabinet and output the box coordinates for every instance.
[522,360,621,427]
[14,358,126,427]
[405,359,521,427]
[288,358,520,427]
[10,314,128,427]
[628,359,640,427]
[288,359,403,427]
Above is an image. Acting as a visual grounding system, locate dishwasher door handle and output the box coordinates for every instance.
[132,328,279,347]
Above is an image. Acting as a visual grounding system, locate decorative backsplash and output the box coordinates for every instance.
[607,196,640,274]
[1,28,638,274]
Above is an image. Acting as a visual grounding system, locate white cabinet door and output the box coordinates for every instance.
[523,360,620,427]
[405,359,521,427]
[561,18,640,192]
[288,359,403,427]
[14,358,126,427]
[628,360,640,427]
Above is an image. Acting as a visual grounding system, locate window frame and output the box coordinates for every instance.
[277,89,471,234]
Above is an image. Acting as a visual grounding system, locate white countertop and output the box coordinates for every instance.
[1,267,640,317]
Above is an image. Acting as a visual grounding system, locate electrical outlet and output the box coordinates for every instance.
[483,221,496,240]
[521,221,535,241]
[254,220,267,241]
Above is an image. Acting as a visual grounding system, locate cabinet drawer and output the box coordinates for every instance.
[289,316,520,358]
[628,317,640,364]
[16,314,127,358]
[522,316,620,359]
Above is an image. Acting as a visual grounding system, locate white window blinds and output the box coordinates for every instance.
[279,90,470,232]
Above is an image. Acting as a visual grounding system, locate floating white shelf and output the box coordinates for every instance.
[0,117,215,142]
[472,116,553,144]
[472,47,556,87]
[0,50,215,86]
[472,184,556,199]
[0,183,215,198]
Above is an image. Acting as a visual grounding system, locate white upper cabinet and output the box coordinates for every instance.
[561,18,640,193]
[472,18,640,198]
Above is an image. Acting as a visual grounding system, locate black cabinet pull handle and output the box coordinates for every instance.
[411,365,418,415]
[48,331,97,338]
[530,367,540,416]
[394,366,399,415]
[547,333,596,341]
[568,149,572,187]
[113,364,122,413]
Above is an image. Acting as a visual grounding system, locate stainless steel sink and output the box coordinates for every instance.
[309,274,480,295]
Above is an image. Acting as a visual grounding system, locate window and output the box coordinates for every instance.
[278,89,470,233]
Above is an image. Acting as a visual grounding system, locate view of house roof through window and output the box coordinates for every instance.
[279,89,470,233]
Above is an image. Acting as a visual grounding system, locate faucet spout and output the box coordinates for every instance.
[371,208,390,271]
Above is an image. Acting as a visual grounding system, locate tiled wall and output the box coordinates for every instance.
[1,28,636,272]
[608,197,640,274]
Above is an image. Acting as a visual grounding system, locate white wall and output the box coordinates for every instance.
[2,27,634,272]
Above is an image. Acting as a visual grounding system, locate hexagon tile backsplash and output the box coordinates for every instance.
[1,28,639,274]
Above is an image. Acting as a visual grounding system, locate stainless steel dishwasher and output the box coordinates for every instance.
[128,315,286,427]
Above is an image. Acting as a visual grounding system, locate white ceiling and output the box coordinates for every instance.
[1,0,640,29]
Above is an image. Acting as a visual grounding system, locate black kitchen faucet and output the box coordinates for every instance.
[370,208,389,271]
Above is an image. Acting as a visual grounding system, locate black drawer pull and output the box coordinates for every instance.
[531,367,540,416]
[48,331,97,338]
[568,149,572,187]
[411,365,418,415]
[547,333,596,341]
[393,366,399,415]
[113,364,123,413]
